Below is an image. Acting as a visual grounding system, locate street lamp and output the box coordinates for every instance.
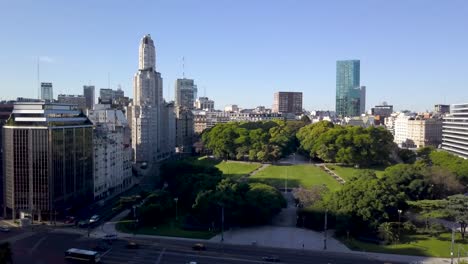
[174,197,179,221]
[323,209,328,250]
[397,209,402,242]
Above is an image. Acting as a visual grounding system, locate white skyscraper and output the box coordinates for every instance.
[130,34,163,163]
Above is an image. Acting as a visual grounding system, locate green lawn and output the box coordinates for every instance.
[327,165,386,181]
[250,164,341,191]
[215,161,261,178]
[192,157,261,178]
[343,233,467,258]
[116,219,216,240]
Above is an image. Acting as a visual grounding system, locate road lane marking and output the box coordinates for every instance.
[155,248,166,264]
[164,251,288,264]
[28,236,47,255]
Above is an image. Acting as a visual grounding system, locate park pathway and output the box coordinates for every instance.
[248,163,269,176]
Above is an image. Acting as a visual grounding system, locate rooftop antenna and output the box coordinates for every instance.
[37,57,40,99]
[182,56,185,78]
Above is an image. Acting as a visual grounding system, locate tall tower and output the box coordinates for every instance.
[336,60,361,117]
[130,34,163,163]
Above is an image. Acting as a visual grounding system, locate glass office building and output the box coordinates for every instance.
[3,101,93,221]
[336,60,361,117]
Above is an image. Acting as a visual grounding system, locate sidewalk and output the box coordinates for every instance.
[91,210,466,264]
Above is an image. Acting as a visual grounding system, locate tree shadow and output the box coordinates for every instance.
[248,178,301,189]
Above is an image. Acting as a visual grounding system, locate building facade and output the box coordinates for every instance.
[57,94,87,110]
[83,85,95,110]
[195,97,214,111]
[372,104,394,125]
[272,92,303,114]
[394,113,443,148]
[40,82,53,102]
[87,105,132,200]
[435,104,450,115]
[129,34,171,163]
[3,101,94,221]
[336,60,363,117]
[442,103,468,159]
[175,107,194,153]
[0,102,14,216]
[174,78,197,110]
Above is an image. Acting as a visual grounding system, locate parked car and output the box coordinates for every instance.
[89,215,100,224]
[64,216,76,224]
[262,256,280,262]
[0,226,10,232]
[192,243,206,251]
[103,234,118,242]
[78,220,89,228]
[126,241,139,249]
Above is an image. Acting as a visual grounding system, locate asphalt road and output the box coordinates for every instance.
[7,229,405,264]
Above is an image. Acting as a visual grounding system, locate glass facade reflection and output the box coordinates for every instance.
[336,60,361,117]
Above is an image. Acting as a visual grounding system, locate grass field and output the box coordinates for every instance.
[250,164,341,191]
[327,165,386,181]
[116,219,216,239]
[192,157,261,178]
[343,233,467,258]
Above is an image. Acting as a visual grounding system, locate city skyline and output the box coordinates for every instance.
[1,1,468,112]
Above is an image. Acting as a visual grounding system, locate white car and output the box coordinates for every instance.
[0,226,10,232]
[89,215,100,223]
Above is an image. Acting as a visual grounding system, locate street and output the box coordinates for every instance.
[3,228,404,264]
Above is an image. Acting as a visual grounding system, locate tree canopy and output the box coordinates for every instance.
[202,120,307,162]
[297,121,394,166]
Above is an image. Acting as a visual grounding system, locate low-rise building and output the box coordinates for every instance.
[393,113,443,148]
[87,105,132,200]
[195,97,215,111]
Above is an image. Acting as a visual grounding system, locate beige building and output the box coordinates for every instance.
[394,113,443,148]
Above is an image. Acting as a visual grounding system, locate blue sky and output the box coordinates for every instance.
[1,0,467,111]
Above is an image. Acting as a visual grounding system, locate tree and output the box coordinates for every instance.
[0,242,12,264]
[447,194,468,239]
[378,222,398,244]
[326,171,407,234]
[398,149,417,164]
[292,185,329,207]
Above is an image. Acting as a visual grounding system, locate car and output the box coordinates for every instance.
[0,226,10,232]
[89,215,100,223]
[103,234,118,241]
[78,220,89,228]
[187,262,197,264]
[64,216,76,224]
[262,256,280,262]
[126,241,139,249]
[192,243,206,251]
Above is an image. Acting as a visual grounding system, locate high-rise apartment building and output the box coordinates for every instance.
[442,103,468,159]
[372,103,393,125]
[129,34,167,163]
[99,88,125,105]
[175,78,197,109]
[87,105,132,200]
[83,85,95,110]
[336,60,364,117]
[3,101,93,221]
[57,94,87,110]
[40,82,53,102]
[272,92,303,114]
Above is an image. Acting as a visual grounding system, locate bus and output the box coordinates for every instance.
[65,248,101,263]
